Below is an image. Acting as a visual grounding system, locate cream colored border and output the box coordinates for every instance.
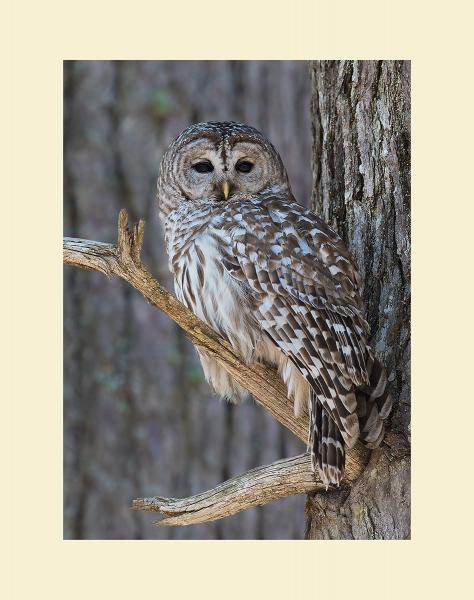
[6,0,472,598]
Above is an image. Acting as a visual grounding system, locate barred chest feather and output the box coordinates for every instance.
[164,204,260,404]
[170,225,259,361]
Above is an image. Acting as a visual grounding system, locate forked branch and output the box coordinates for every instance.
[64,210,368,526]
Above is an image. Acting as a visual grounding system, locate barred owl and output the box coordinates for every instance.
[157,121,392,487]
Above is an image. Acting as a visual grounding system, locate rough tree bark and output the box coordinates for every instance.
[305,60,410,539]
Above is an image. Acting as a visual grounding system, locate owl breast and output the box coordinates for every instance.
[166,214,261,402]
[166,211,260,364]
[185,237,259,360]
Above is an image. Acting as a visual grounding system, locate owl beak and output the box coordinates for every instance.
[222,180,230,200]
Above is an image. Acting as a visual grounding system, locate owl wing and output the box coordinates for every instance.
[220,195,372,447]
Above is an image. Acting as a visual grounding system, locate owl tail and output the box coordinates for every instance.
[309,392,345,488]
[356,355,393,449]
[309,356,392,487]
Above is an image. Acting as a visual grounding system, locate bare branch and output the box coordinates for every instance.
[64,210,370,523]
[132,450,370,527]
[132,453,321,526]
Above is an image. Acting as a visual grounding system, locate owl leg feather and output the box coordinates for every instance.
[197,350,249,404]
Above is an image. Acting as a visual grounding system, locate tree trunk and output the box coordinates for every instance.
[305,60,411,540]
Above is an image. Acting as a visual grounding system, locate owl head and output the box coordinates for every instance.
[157,121,291,219]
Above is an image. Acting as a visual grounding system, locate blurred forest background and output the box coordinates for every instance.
[63,60,313,539]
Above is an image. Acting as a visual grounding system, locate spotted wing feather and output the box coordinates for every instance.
[221,194,391,485]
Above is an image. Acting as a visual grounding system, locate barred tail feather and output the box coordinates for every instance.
[309,391,345,488]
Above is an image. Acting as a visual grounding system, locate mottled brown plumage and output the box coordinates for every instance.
[157,121,392,487]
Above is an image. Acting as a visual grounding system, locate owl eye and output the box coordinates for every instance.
[192,161,214,174]
[236,161,253,173]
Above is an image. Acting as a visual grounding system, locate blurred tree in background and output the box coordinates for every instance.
[63,60,312,539]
